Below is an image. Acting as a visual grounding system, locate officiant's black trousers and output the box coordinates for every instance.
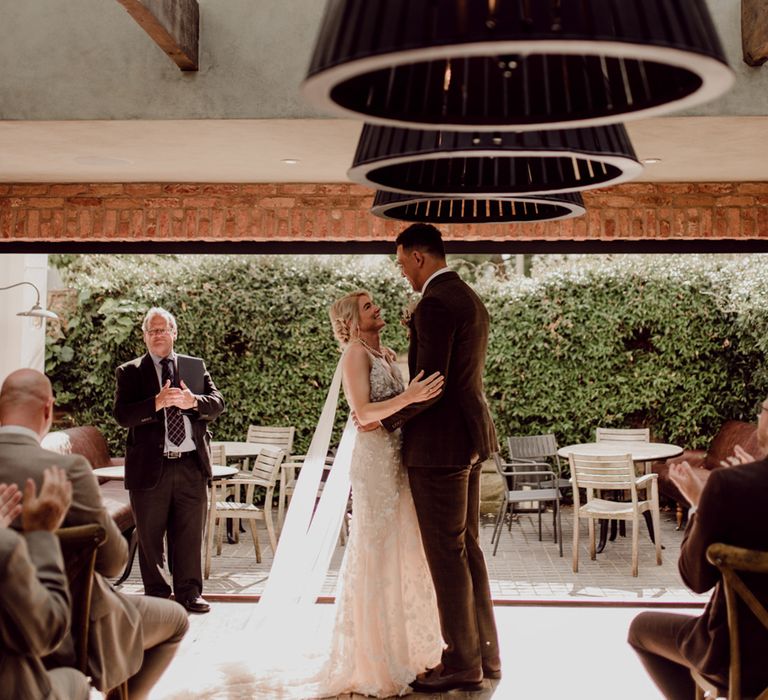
[130,454,208,603]
[408,462,500,672]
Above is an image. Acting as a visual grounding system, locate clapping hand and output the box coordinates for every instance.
[719,444,755,468]
[22,466,72,533]
[669,460,709,508]
[0,483,22,528]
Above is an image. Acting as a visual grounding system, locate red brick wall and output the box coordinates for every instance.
[1,182,767,244]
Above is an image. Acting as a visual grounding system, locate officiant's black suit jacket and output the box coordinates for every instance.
[113,353,224,490]
[382,270,497,466]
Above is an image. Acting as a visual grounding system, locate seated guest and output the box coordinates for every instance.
[628,396,768,698]
[0,369,189,699]
[0,467,91,700]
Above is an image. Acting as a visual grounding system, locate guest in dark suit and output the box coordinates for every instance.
[114,307,224,614]
[0,369,189,698]
[0,468,91,700]
[628,398,768,698]
[380,224,500,693]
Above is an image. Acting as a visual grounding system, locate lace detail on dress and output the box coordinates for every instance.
[316,351,442,697]
[152,352,443,699]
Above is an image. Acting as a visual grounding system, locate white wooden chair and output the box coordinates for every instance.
[568,452,662,577]
[204,446,285,578]
[692,543,768,700]
[246,425,295,455]
[596,427,650,443]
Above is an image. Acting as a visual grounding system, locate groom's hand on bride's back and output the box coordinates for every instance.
[351,410,381,433]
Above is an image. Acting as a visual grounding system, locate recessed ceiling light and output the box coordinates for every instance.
[282,158,300,165]
[643,157,663,165]
[74,156,133,166]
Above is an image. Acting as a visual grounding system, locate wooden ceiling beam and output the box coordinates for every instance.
[743,0,768,66]
[116,0,199,71]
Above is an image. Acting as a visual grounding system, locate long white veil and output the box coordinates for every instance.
[152,358,358,698]
[257,355,355,614]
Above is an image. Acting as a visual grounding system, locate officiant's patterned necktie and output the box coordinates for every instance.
[160,357,186,446]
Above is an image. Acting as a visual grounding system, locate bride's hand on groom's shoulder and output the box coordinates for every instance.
[405,369,444,404]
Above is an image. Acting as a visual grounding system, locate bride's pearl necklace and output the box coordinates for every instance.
[356,338,385,358]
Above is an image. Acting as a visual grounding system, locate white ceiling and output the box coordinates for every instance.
[1,115,767,185]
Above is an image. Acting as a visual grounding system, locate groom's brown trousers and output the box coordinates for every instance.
[408,461,500,672]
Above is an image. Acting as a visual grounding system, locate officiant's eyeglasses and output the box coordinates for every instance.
[145,328,172,337]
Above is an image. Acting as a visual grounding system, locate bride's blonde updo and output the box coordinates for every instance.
[329,290,371,348]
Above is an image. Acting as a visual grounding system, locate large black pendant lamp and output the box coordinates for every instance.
[371,190,586,223]
[302,0,733,131]
[349,122,641,196]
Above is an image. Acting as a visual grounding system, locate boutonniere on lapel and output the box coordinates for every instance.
[400,299,419,338]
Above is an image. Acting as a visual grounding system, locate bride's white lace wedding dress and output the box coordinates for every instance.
[155,351,442,700]
[315,350,443,697]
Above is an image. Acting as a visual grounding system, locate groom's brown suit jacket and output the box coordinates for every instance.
[382,270,497,466]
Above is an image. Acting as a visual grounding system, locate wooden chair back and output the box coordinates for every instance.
[595,427,650,443]
[701,543,768,700]
[247,447,286,489]
[569,453,638,503]
[209,442,226,466]
[246,425,295,455]
[55,524,107,673]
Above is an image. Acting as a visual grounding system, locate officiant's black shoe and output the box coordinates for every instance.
[181,596,210,614]
[410,667,484,693]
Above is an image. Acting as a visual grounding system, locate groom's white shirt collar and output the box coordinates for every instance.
[420,266,450,294]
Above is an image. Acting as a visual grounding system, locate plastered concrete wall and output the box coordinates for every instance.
[0,0,766,120]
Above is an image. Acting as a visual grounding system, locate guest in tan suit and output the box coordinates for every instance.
[0,369,189,699]
[628,397,768,698]
[0,466,91,700]
[380,224,500,693]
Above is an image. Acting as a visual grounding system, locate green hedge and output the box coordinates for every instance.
[46,255,412,453]
[46,254,768,455]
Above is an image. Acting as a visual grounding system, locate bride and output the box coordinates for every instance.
[157,290,444,699]
[317,289,445,697]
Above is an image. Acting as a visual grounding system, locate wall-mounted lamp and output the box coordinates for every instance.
[0,282,59,320]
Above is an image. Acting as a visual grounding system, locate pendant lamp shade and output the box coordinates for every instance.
[371,190,585,223]
[350,123,641,196]
[302,0,734,131]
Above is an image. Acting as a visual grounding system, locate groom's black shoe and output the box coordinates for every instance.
[410,666,484,693]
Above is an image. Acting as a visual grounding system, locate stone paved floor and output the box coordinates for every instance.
[117,504,707,605]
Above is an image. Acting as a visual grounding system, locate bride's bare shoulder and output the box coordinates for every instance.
[342,341,370,365]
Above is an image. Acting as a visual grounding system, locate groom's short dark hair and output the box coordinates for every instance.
[395,224,446,259]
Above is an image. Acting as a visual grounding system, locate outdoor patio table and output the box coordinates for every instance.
[93,464,238,582]
[209,441,274,462]
[556,441,682,553]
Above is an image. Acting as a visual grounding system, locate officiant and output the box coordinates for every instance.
[114,307,224,614]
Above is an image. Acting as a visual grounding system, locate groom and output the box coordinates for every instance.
[381,223,501,692]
